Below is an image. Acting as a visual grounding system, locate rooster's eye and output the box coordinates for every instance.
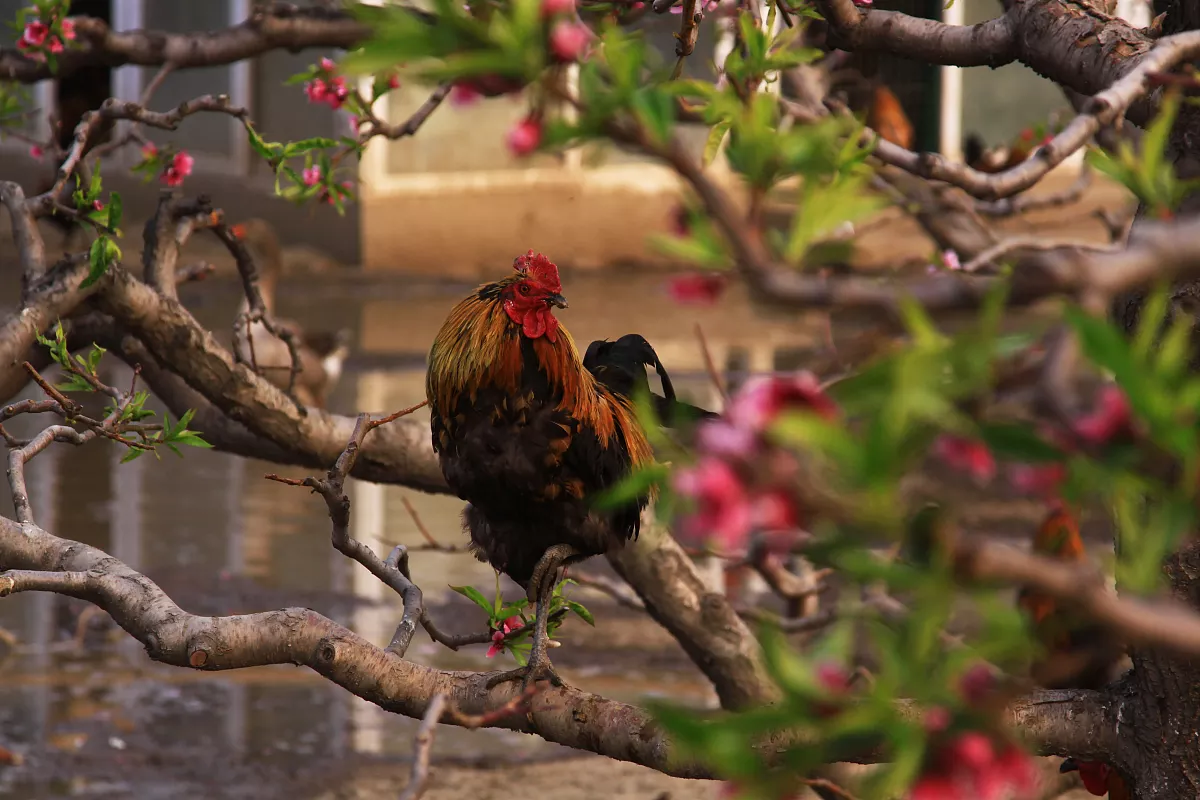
[519,284,531,295]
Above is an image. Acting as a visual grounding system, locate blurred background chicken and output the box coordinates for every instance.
[230,218,351,409]
[425,252,714,687]
[866,83,914,151]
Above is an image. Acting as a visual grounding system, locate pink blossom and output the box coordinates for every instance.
[933,435,995,485]
[667,273,727,305]
[19,20,48,49]
[1008,462,1067,498]
[959,663,997,704]
[541,0,575,16]
[726,372,838,433]
[91,200,103,211]
[672,457,752,549]
[753,490,799,532]
[506,116,543,157]
[305,76,350,109]
[815,661,849,693]
[60,18,75,40]
[302,165,322,187]
[941,249,962,271]
[922,706,951,733]
[29,145,43,159]
[160,150,194,187]
[449,82,482,107]
[486,616,525,658]
[549,21,592,61]
[388,74,401,89]
[1074,384,1132,445]
[141,143,158,159]
[697,419,758,459]
[47,37,64,54]
[320,57,337,72]
[911,734,1037,800]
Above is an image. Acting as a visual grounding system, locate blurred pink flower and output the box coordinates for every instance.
[911,733,1037,800]
[672,457,752,549]
[19,20,48,49]
[933,435,995,485]
[449,82,482,107]
[28,145,43,159]
[696,419,757,459]
[541,0,576,16]
[506,116,543,157]
[302,165,322,186]
[1074,384,1132,445]
[549,20,592,61]
[1008,462,1067,498]
[958,662,996,705]
[941,249,962,270]
[667,273,727,305]
[61,18,76,40]
[727,372,838,433]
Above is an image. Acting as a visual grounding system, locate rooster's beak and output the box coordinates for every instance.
[547,293,568,309]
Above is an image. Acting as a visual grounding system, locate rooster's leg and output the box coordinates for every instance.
[486,544,579,690]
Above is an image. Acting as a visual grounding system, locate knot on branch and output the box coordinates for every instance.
[316,636,340,665]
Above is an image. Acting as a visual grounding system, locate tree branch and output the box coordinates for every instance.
[0,3,381,83]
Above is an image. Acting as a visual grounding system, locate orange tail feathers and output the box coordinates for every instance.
[866,84,914,151]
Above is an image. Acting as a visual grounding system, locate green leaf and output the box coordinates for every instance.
[107,191,123,234]
[591,462,667,509]
[81,236,120,289]
[702,118,731,167]
[450,584,493,612]
[977,423,1064,463]
[564,599,595,626]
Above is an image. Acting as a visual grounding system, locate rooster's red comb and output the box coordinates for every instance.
[513,250,561,293]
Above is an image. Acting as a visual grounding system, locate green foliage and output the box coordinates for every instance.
[452,573,595,664]
[1087,89,1200,218]
[35,321,212,462]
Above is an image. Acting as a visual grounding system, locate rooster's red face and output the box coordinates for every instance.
[503,250,567,342]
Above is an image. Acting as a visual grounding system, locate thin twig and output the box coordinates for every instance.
[399,694,448,800]
[694,323,728,407]
[401,495,459,551]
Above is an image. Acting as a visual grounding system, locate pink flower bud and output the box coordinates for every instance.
[933,435,995,485]
[320,57,337,72]
[29,145,43,159]
[666,273,727,305]
[61,18,76,40]
[549,21,593,61]
[506,116,543,157]
[302,165,322,187]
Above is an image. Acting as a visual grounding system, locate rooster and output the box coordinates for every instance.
[427,252,707,687]
[1017,506,1130,799]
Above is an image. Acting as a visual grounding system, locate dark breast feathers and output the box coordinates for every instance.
[428,320,652,589]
